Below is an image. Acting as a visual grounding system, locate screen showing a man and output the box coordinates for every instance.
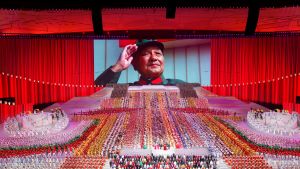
[95,39,185,86]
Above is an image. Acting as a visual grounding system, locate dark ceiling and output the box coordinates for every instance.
[0,0,300,38]
[1,0,299,9]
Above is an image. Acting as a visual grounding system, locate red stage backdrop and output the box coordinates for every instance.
[209,36,300,105]
[0,38,102,122]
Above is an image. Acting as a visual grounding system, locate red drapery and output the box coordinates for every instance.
[208,36,300,105]
[0,38,102,122]
[0,102,33,123]
[283,103,300,114]
[0,38,94,86]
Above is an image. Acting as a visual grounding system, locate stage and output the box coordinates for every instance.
[1,85,299,168]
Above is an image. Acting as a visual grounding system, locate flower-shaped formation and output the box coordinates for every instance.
[1,86,299,168]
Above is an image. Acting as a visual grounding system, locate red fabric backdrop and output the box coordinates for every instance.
[0,38,102,122]
[207,36,300,105]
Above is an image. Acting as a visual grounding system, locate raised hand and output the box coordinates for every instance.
[111,44,138,72]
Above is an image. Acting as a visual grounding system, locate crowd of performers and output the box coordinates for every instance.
[109,154,217,169]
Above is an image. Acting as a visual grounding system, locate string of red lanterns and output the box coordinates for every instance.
[1,71,299,88]
[1,72,104,88]
[209,73,300,88]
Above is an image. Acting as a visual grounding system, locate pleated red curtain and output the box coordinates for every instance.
[0,38,102,122]
[0,38,94,86]
[208,36,300,105]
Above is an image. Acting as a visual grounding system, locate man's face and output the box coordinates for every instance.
[134,46,164,79]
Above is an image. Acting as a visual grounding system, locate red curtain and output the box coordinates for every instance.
[0,38,102,122]
[0,102,33,123]
[283,103,300,114]
[208,36,300,105]
[0,38,94,86]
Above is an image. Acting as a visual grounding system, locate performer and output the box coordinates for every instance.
[95,39,185,86]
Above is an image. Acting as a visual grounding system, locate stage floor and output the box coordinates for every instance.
[1,86,299,169]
